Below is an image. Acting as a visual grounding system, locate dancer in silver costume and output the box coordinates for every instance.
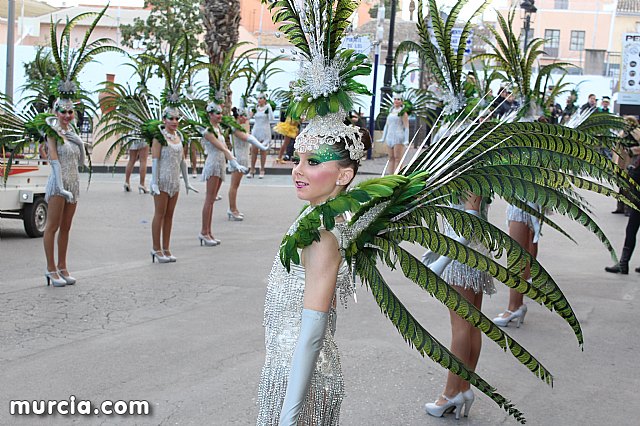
[149,107,198,263]
[249,94,273,178]
[257,124,371,425]
[379,94,409,175]
[43,99,86,287]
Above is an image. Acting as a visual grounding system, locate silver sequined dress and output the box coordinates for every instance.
[158,137,184,197]
[257,220,353,425]
[45,125,82,204]
[201,131,226,182]
[441,204,495,295]
[383,106,405,147]
[252,105,273,142]
[232,131,250,168]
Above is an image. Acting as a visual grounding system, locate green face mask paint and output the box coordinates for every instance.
[309,145,343,163]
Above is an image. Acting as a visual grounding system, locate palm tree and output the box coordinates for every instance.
[201,0,241,66]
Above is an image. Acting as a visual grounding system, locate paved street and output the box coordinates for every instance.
[0,169,637,425]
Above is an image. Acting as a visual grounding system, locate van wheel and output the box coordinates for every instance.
[23,197,47,238]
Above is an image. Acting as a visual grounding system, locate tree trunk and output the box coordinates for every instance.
[201,0,241,66]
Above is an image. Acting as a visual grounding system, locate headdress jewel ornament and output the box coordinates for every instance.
[392,83,406,100]
[264,0,371,161]
[206,102,223,114]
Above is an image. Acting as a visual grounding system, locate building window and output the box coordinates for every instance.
[544,29,560,57]
[570,31,585,51]
[555,0,569,9]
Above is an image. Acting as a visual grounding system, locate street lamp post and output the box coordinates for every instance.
[521,0,537,50]
[380,0,397,102]
[5,0,16,101]
[368,4,385,159]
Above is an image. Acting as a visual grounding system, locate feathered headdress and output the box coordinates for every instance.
[49,4,122,109]
[264,0,371,160]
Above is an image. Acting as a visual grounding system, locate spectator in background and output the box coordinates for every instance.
[599,96,611,113]
[580,93,597,112]
[562,91,578,123]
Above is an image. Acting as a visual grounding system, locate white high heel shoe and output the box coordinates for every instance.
[493,304,527,327]
[150,249,171,263]
[57,268,76,285]
[425,392,465,419]
[227,209,244,221]
[198,233,218,246]
[461,389,474,417]
[45,271,66,287]
[163,250,177,262]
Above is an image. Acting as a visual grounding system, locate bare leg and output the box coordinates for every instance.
[228,171,243,214]
[190,143,198,174]
[56,201,78,273]
[152,192,169,251]
[201,176,220,237]
[138,146,149,186]
[386,145,396,176]
[278,136,290,161]
[503,221,536,313]
[162,193,179,252]
[43,196,65,276]
[392,144,405,174]
[124,150,138,185]
[438,287,483,403]
[259,146,267,177]
[250,146,258,175]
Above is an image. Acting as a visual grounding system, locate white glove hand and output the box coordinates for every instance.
[247,134,269,151]
[425,209,480,277]
[228,158,249,174]
[180,159,199,194]
[279,309,328,425]
[150,158,161,195]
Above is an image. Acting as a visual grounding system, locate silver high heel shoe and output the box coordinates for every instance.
[227,209,244,221]
[150,249,171,263]
[57,268,76,285]
[45,271,66,287]
[425,393,465,419]
[461,389,474,417]
[198,233,219,246]
[123,182,131,192]
[493,304,527,327]
[163,250,177,262]
[138,185,149,194]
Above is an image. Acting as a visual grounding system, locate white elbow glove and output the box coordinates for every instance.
[377,125,388,143]
[50,160,74,202]
[403,127,410,145]
[180,159,199,194]
[423,209,480,277]
[247,134,269,151]
[227,158,249,174]
[150,158,160,195]
[279,309,328,426]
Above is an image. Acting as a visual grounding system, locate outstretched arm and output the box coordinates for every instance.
[279,230,341,425]
[233,129,269,151]
[205,131,234,161]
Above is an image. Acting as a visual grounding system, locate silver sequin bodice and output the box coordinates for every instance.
[384,107,405,146]
[257,221,352,425]
[201,134,226,182]
[158,141,183,197]
[252,105,272,141]
[45,133,82,203]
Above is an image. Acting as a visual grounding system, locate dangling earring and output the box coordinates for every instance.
[336,180,341,185]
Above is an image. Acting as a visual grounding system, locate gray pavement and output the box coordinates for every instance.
[0,170,638,425]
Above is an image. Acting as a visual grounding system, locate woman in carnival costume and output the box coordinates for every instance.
[192,99,265,244]
[274,82,301,164]
[249,88,274,179]
[147,103,198,263]
[256,0,638,424]
[5,6,117,287]
[228,106,269,220]
[379,84,410,175]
